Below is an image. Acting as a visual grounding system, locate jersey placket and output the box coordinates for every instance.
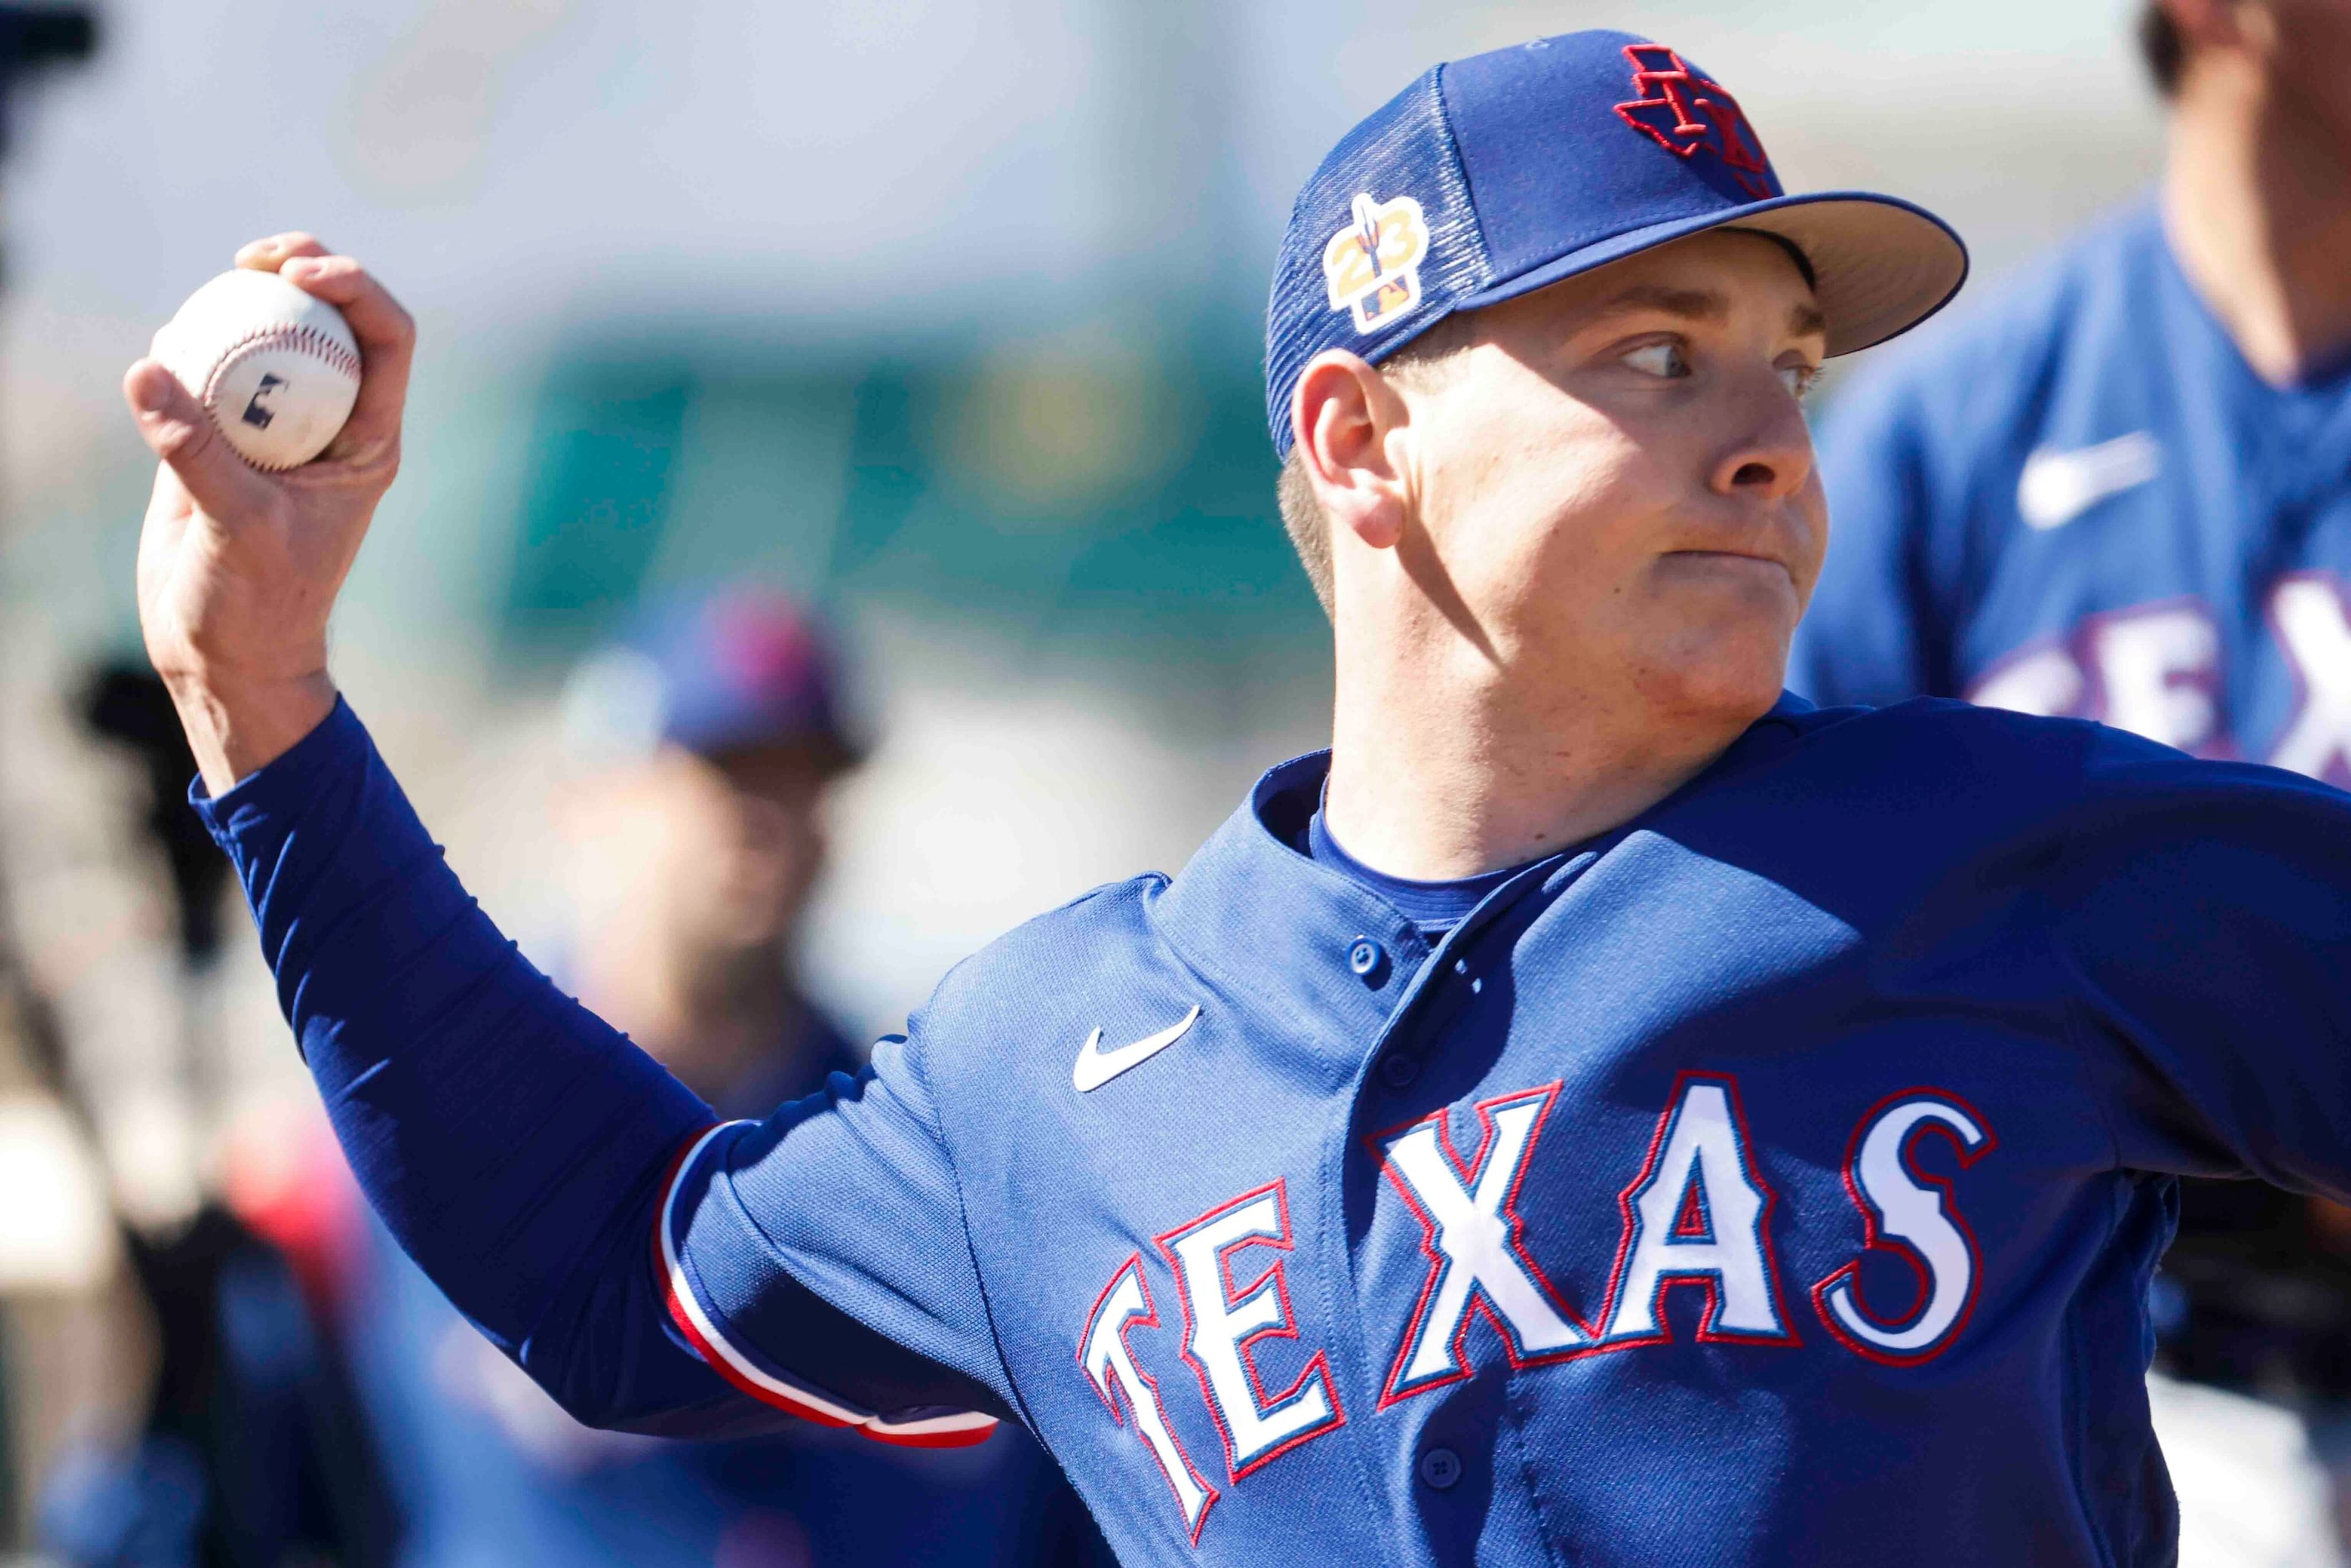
[1127,773,1435,1555]
[1321,851,1596,1566]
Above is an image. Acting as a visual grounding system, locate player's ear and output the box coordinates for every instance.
[1293,350,1411,553]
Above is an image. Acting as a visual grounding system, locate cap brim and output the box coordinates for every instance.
[1454,190,1969,359]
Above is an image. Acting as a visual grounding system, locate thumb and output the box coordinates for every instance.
[123,359,276,526]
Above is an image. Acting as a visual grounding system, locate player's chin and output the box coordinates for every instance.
[1651,555,1799,636]
[1633,599,1796,716]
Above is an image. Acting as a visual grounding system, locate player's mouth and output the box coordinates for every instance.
[1661,549,1794,583]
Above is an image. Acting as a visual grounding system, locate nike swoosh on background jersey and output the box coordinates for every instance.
[2016,432,2162,531]
[1072,1005,1202,1093]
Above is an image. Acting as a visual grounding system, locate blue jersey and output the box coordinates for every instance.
[199,695,2351,1567]
[342,1011,1104,1568]
[1792,199,2351,772]
[351,1224,1098,1568]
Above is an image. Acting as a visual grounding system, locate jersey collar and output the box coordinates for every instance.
[1146,693,1822,1055]
[1150,751,1435,1063]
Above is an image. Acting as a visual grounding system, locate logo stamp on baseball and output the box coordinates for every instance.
[150,270,362,471]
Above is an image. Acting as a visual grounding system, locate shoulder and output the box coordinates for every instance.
[1772,695,2105,776]
[1732,700,2106,879]
[1672,699,2348,937]
[893,873,1189,1088]
[1772,699,2351,854]
[918,874,1170,1020]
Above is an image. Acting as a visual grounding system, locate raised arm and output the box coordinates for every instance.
[129,235,413,794]
[126,239,1010,1443]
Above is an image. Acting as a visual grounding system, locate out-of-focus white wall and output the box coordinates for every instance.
[1,0,2162,640]
[7,0,2160,331]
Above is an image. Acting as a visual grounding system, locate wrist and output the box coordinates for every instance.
[164,667,339,796]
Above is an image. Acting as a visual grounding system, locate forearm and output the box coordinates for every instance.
[194,698,756,1428]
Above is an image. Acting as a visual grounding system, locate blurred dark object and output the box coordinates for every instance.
[41,1206,401,1568]
[2157,1181,2351,1402]
[0,5,94,157]
[2139,0,2184,96]
[34,662,406,1565]
[83,664,229,965]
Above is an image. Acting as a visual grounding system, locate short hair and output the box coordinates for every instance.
[2140,2,2185,96]
[1275,316,1476,619]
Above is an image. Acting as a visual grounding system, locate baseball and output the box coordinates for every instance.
[150,269,362,471]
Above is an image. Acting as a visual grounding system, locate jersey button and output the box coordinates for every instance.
[1347,938,1388,982]
[1418,1446,1463,1491]
[1378,1052,1421,1090]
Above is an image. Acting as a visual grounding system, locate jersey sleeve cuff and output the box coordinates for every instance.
[655,1124,1001,1449]
[188,694,368,825]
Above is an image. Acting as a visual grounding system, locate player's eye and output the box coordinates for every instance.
[1621,341,1690,380]
[1778,362,1823,401]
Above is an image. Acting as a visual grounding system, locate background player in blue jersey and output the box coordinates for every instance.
[346,590,1109,1566]
[1792,0,2351,743]
[112,28,2351,1568]
[1790,3,2351,1551]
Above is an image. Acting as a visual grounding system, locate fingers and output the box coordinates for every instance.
[277,253,414,457]
[235,232,331,272]
[123,358,276,525]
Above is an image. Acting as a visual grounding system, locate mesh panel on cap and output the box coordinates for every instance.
[1263,68,1493,458]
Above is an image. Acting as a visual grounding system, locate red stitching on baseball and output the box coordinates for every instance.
[198,322,362,417]
[195,322,362,469]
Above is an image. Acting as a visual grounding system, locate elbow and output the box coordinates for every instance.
[538,1361,632,1431]
[513,1340,641,1432]
[533,1348,804,1441]
[520,1345,695,1434]
[516,1286,792,1440]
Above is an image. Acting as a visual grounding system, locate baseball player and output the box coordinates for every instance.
[120,29,2351,1568]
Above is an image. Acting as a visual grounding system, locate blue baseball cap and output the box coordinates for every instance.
[1265,30,1969,458]
[562,589,861,771]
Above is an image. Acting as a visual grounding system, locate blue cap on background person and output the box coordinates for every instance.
[1263,28,1971,457]
[560,589,862,773]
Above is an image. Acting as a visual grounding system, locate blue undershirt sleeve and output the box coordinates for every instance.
[2051,726,2351,1195]
[194,699,1010,1443]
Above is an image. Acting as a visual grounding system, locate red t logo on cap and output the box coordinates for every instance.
[1614,44,1774,200]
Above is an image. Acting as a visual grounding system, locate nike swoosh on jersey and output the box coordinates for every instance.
[1072,1005,1202,1093]
[2016,432,2162,531]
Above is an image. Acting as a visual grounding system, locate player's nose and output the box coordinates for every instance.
[1707,370,1815,505]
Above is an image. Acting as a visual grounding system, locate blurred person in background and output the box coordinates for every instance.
[34,666,399,1568]
[342,587,1110,1568]
[1792,1,2351,1560]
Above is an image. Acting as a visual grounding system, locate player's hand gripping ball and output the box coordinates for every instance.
[149,269,362,470]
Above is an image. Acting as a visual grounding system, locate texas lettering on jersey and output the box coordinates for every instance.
[211,693,2351,1567]
[1077,1075,1991,1540]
